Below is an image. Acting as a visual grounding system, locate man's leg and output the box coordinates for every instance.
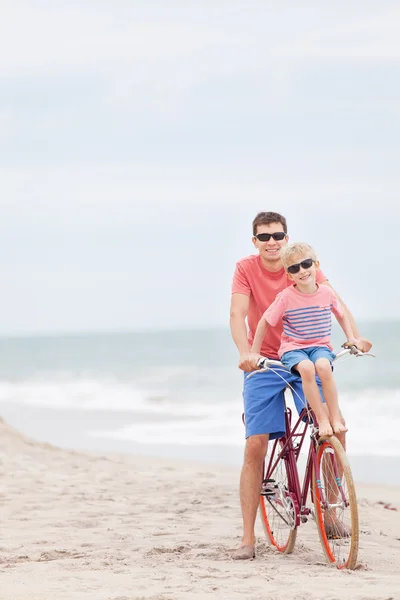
[233,369,287,559]
[240,434,269,545]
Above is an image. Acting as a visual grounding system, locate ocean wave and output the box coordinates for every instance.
[0,376,398,457]
[89,388,400,457]
[0,377,167,412]
[0,375,239,417]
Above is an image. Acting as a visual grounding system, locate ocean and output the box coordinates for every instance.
[0,321,399,485]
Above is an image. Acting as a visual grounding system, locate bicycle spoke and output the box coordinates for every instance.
[259,439,297,553]
[266,497,293,527]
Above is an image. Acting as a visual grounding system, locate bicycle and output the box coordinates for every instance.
[249,343,375,569]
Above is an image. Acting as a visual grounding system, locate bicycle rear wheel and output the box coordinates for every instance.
[259,439,297,553]
[312,435,359,569]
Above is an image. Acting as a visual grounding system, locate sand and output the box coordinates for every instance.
[1,417,399,600]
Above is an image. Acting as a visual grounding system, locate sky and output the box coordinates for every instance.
[0,1,399,335]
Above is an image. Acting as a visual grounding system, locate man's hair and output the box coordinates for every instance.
[280,242,318,270]
[252,212,287,236]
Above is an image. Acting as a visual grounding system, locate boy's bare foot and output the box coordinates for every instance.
[332,421,348,434]
[318,420,333,436]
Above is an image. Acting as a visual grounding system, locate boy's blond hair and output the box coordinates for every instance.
[280,242,318,270]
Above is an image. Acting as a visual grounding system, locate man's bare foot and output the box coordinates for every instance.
[318,420,333,436]
[324,520,351,539]
[332,421,348,434]
[231,544,256,560]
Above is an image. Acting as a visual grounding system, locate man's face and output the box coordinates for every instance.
[252,222,288,265]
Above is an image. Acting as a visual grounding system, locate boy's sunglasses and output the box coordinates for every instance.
[287,258,315,274]
[255,232,286,242]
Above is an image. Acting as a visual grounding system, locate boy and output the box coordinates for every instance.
[251,242,360,436]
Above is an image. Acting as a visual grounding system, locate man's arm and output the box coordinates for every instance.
[335,312,360,349]
[251,318,269,354]
[230,293,262,371]
[320,280,372,352]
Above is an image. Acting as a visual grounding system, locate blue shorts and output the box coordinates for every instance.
[243,365,326,440]
[281,346,335,373]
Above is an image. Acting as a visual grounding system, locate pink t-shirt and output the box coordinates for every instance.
[231,254,327,359]
[264,284,343,357]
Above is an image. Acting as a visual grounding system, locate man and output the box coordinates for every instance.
[230,211,372,560]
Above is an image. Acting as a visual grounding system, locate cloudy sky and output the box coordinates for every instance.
[1,1,399,335]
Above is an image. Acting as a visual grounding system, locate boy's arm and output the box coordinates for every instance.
[251,318,269,354]
[320,280,372,352]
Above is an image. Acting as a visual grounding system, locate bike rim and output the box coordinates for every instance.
[313,437,359,569]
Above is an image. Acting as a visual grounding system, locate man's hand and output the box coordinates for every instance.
[238,352,263,372]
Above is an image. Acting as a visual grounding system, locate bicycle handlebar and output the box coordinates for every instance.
[332,342,376,360]
[256,343,376,372]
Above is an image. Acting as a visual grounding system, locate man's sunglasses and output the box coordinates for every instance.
[254,232,286,242]
[287,258,315,274]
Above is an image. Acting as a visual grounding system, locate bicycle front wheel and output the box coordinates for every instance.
[312,435,359,569]
[259,439,297,554]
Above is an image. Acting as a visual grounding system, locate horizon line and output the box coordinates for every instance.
[0,318,398,341]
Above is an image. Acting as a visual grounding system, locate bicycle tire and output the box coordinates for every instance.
[259,439,297,554]
[312,435,359,569]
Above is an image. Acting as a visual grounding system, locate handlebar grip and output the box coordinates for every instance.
[340,343,376,358]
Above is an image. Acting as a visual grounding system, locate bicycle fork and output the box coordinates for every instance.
[312,442,349,511]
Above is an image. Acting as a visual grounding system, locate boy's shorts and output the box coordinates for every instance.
[281,346,335,373]
[243,363,326,440]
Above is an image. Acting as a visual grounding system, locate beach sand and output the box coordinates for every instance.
[1,417,399,600]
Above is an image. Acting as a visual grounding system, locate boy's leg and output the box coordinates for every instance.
[315,358,347,434]
[233,368,288,560]
[295,360,333,436]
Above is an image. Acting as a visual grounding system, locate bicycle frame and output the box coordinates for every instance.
[264,403,337,527]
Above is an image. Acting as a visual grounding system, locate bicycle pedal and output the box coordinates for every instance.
[261,488,275,497]
[261,478,276,496]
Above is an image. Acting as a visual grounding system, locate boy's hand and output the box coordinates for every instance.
[239,352,263,372]
[351,337,372,352]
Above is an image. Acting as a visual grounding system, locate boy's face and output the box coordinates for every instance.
[286,253,319,285]
[252,222,288,266]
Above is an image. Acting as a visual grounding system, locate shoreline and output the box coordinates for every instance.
[1,401,399,488]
